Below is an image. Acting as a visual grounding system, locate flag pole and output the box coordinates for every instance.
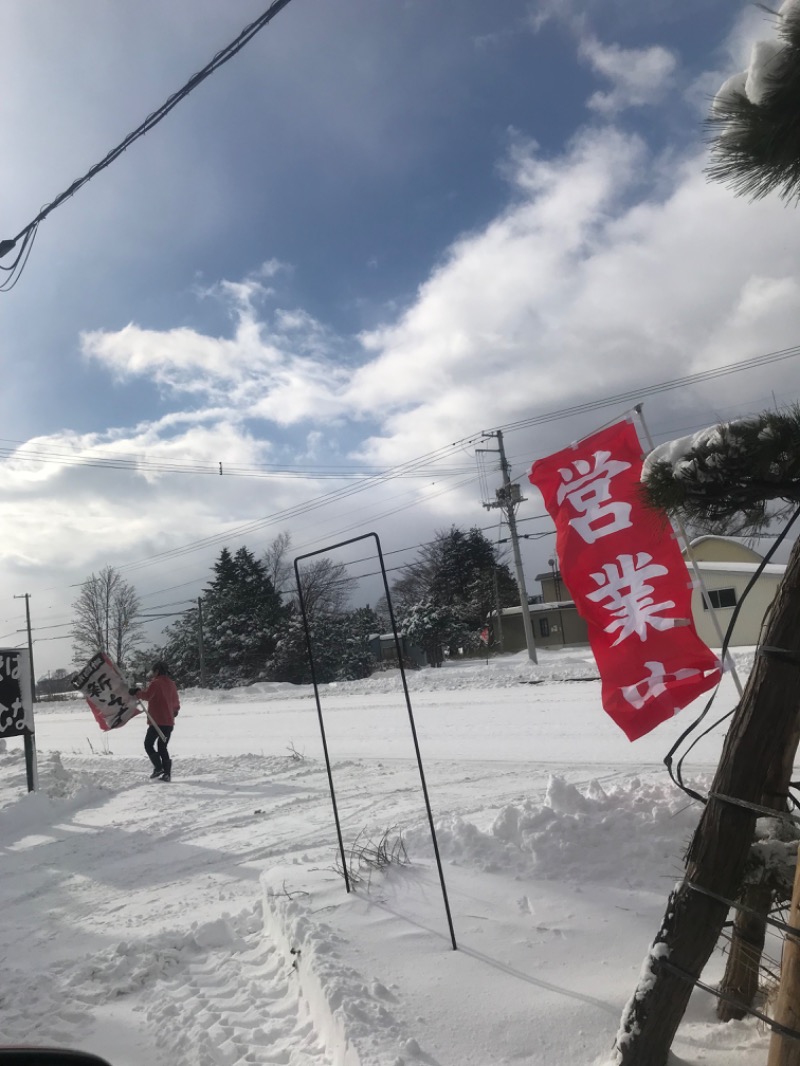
[137,702,167,743]
[634,403,743,697]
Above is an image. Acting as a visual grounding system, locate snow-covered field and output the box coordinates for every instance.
[0,648,777,1066]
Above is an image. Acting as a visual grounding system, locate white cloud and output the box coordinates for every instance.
[12,84,800,673]
[346,128,644,429]
[579,36,677,114]
[526,4,677,115]
[75,124,800,477]
[81,275,352,423]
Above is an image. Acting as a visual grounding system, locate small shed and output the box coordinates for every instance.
[490,601,589,652]
[368,633,427,669]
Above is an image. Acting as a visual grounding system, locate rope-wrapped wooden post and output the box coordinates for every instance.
[767,849,800,1066]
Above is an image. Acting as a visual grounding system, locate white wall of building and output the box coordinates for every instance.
[689,561,785,648]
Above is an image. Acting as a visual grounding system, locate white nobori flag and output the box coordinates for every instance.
[72,652,141,731]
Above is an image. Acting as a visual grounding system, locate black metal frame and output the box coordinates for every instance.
[294,532,457,950]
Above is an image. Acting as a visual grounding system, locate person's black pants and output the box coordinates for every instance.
[144,724,173,774]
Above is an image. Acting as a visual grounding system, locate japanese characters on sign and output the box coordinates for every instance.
[529,420,721,741]
[0,648,33,739]
[71,651,141,731]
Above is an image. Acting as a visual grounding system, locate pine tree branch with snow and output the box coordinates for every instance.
[641,406,800,534]
[708,4,800,202]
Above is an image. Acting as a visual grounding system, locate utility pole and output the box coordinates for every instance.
[13,592,38,791]
[197,597,207,687]
[479,430,537,663]
[14,593,36,703]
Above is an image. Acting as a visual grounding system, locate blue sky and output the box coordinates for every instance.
[2,0,798,675]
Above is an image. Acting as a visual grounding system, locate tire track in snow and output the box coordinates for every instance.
[146,905,330,1066]
[2,904,333,1066]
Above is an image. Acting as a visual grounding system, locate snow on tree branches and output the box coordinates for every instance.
[708,2,800,202]
[641,407,800,534]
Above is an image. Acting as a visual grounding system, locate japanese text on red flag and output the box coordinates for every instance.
[529,420,721,740]
[71,652,141,731]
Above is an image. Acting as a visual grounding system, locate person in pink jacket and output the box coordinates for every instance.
[131,661,181,782]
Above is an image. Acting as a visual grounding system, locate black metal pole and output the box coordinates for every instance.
[373,534,458,950]
[293,533,458,948]
[14,594,37,792]
[294,557,351,892]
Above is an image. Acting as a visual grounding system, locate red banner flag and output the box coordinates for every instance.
[529,420,721,740]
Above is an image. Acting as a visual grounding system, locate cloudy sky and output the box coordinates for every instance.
[2,0,798,676]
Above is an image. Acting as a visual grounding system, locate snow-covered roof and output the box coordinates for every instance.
[689,534,761,552]
[497,601,577,616]
[684,534,765,565]
[689,561,785,576]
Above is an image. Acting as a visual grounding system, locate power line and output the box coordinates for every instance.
[0,223,38,292]
[116,444,484,576]
[0,440,471,480]
[22,342,800,630]
[21,341,800,587]
[31,508,552,639]
[497,343,800,438]
[0,0,296,285]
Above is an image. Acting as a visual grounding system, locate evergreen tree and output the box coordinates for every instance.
[432,527,517,632]
[269,605,380,685]
[158,607,203,687]
[643,407,800,534]
[268,610,309,685]
[153,547,288,689]
[202,546,287,687]
[392,526,517,660]
[126,644,168,687]
[398,598,454,668]
[338,606,381,680]
[708,8,800,203]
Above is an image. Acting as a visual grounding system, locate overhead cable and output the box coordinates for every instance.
[0,0,295,285]
[0,439,471,479]
[497,343,800,437]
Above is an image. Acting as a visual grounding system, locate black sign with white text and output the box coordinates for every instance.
[0,648,33,738]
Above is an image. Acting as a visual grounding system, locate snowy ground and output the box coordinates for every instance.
[0,647,778,1066]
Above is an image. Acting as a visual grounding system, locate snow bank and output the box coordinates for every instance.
[0,750,112,833]
[406,773,702,888]
[262,869,417,1066]
[172,650,601,707]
